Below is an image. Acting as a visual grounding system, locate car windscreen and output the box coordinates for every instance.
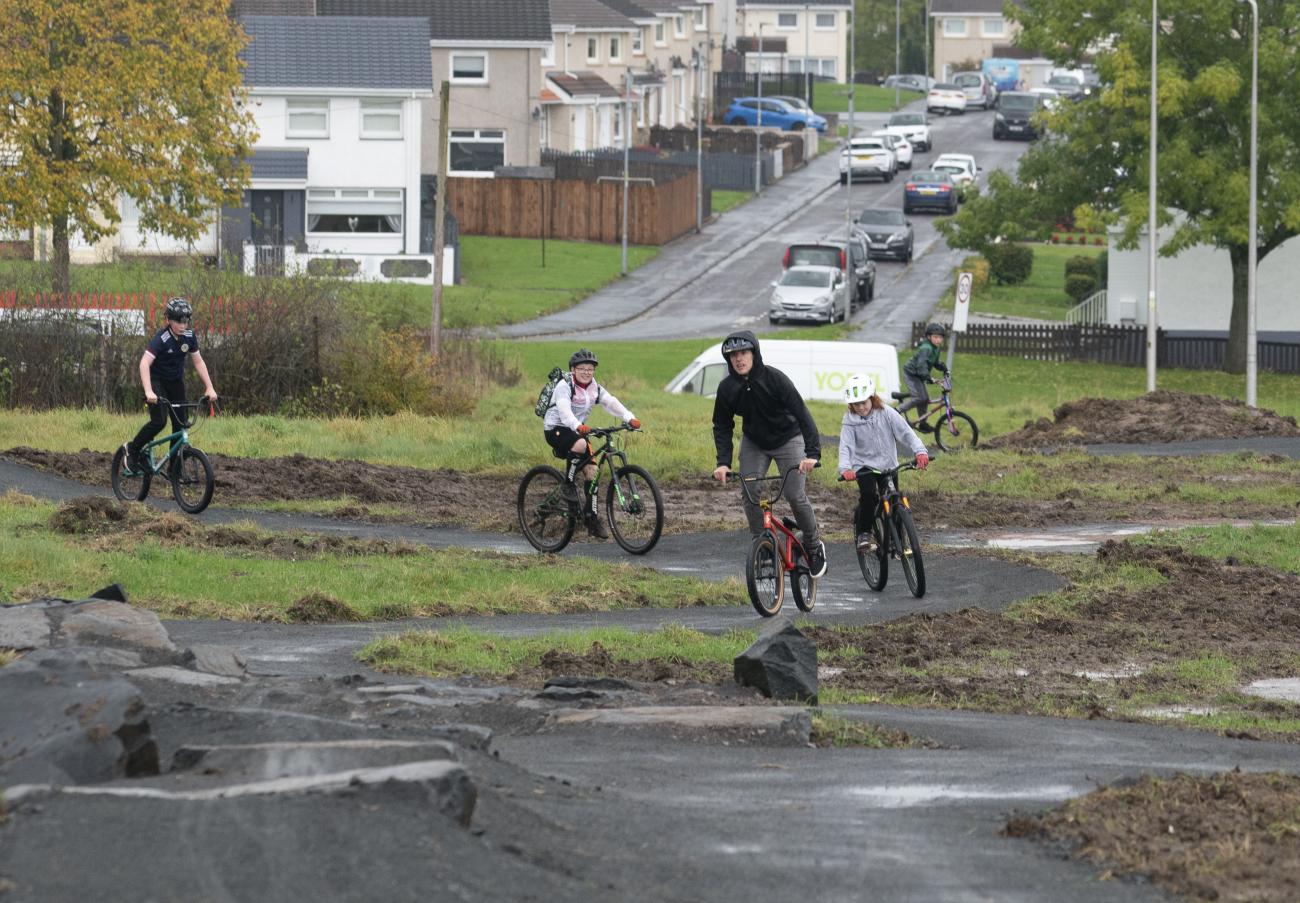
[890,113,924,126]
[780,269,833,288]
[933,166,965,178]
[909,172,950,183]
[953,74,980,87]
[850,141,885,151]
[859,209,905,226]
[999,94,1037,112]
[788,247,841,268]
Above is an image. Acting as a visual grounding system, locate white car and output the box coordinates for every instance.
[1029,86,1062,111]
[769,266,851,324]
[932,153,978,200]
[927,83,968,115]
[881,111,931,152]
[872,131,913,169]
[839,137,896,184]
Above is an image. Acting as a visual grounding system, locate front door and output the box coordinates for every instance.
[250,190,284,275]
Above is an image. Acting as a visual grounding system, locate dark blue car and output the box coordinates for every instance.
[723,97,827,132]
[903,171,959,215]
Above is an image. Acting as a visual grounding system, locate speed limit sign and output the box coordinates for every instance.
[953,271,973,332]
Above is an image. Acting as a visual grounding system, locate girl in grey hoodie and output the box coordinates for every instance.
[836,374,929,549]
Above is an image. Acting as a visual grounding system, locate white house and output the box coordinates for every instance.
[231,15,437,282]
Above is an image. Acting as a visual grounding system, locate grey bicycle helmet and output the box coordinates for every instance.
[924,322,947,338]
[720,335,755,356]
[569,348,598,368]
[165,297,193,323]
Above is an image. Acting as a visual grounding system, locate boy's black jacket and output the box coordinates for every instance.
[712,330,821,467]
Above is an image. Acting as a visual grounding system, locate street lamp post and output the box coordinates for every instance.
[924,0,930,88]
[1146,0,1158,392]
[755,22,764,195]
[845,2,855,255]
[1241,0,1258,407]
[894,0,901,110]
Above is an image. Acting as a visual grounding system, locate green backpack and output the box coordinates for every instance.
[534,367,569,417]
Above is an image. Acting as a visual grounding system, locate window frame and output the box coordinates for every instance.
[305,187,404,236]
[814,12,836,30]
[541,40,556,67]
[609,35,622,63]
[654,20,666,45]
[776,12,798,30]
[981,16,1005,37]
[632,28,644,55]
[674,15,685,38]
[448,127,506,177]
[450,51,489,84]
[285,98,329,139]
[359,99,403,140]
[942,17,967,37]
[693,8,705,30]
[586,36,600,63]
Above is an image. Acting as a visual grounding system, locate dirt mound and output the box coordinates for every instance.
[49,496,200,540]
[286,593,360,623]
[516,641,731,686]
[987,390,1300,448]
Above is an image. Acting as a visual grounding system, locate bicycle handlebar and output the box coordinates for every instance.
[583,423,640,438]
[728,463,818,506]
[152,396,219,428]
[837,460,920,482]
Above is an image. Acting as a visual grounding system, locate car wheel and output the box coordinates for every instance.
[866,281,874,303]
[729,117,746,126]
[839,173,848,185]
[903,204,912,215]
[769,315,781,324]
[792,122,805,131]
[906,244,914,262]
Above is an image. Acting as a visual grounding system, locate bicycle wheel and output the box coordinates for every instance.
[605,464,664,555]
[893,508,926,598]
[517,465,576,553]
[110,445,150,502]
[935,411,979,452]
[856,514,888,591]
[171,446,214,514]
[745,534,784,617]
[791,545,818,613]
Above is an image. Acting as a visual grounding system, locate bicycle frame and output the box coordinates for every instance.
[737,468,806,571]
[912,374,957,433]
[577,426,643,510]
[137,399,210,475]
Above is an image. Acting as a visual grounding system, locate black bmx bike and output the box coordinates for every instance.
[517,424,664,555]
[893,373,978,452]
[843,460,926,598]
[111,397,217,514]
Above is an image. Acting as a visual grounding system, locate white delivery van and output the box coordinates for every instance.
[665,340,900,403]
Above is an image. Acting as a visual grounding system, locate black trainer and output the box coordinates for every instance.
[806,540,827,578]
[585,513,609,540]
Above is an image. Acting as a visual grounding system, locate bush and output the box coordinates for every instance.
[1051,234,1060,244]
[1064,256,1097,279]
[1065,273,1098,303]
[960,256,991,291]
[986,243,1033,285]
[1094,250,1108,287]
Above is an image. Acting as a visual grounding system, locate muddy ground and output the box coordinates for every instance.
[987,389,1300,448]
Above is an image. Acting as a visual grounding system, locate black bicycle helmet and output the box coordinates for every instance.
[165,297,193,322]
[720,335,755,356]
[569,348,598,368]
[924,322,947,338]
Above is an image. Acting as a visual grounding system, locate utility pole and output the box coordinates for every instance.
[894,0,901,110]
[621,64,631,275]
[431,79,449,357]
[1146,0,1158,392]
[924,0,930,88]
[755,22,764,195]
[845,3,854,254]
[804,3,811,106]
[695,45,704,233]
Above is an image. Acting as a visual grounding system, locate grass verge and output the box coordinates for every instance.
[809,712,931,749]
[813,82,916,113]
[935,244,1104,320]
[712,190,751,216]
[0,495,742,621]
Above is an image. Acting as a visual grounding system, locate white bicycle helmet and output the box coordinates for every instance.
[842,373,876,404]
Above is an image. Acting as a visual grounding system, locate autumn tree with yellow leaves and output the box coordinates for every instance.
[0,0,256,293]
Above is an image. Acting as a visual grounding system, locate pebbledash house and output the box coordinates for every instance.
[224,15,442,283]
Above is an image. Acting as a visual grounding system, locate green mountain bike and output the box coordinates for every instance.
[111,398,217,514]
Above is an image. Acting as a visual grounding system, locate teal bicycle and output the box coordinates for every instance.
[111,398,217,514]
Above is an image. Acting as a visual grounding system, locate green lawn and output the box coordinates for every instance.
[936,243,1105,320]
[712,190,751,216]
[813,82,921,113]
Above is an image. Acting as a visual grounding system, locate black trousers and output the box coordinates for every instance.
[130,377,186,455]
[853,471,886,534]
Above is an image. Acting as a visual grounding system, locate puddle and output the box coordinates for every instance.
[847,783,1079,808]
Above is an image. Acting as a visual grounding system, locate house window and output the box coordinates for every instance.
[541,40,555,67]
[633,28,644,54]
[693,8,705,30]
[815,12,835,29]
[943,17,967,37]
[613,105,622,142]
[449,128,505,175]
[674,15,684,37]
[609,36,622,62]
[777,12,797,29]
[306,188,403,234]
[286,99,328,138]
[654,21,665,45]
[982,17,1005,37]
[587,37,599,63]
[360,100,402,139]
[450,52,488,83]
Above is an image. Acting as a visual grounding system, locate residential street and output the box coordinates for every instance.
[493,104,1034,349]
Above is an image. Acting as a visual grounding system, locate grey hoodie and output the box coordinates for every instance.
[837,405,927,473]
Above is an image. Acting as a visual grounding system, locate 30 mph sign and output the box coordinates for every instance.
[953,271,973,333]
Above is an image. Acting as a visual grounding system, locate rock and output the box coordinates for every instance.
[89,583,129,604]
[551,705,813,742]
[127,666,242,687]
[538,686,605,702]
[179,645,247,679]
[0,652,159,785]
[170,739,460,781]
[56,601,177,660]
[0,605,51,650]
[545,675,638,691]
[733,619,819,704]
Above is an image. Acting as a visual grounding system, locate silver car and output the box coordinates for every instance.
[769,266,850,324]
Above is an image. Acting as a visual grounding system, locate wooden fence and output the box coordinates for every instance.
[446,173,702,246]
[910,321,1300,374]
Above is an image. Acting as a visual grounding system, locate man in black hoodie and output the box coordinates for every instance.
[711,331,827,577]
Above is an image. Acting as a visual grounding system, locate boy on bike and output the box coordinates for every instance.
[542,348,640,540]
[837,374,928,552]
[711,331,826,577]
[123,297,218,474]
[898,322,949,427]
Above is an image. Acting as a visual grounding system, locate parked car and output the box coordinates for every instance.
[951,71,997,110]
[903,170,959,215]
[882,74,934,92]
[855,207,914,262]
[1045,73,1087,101]
[872,131,913,169]
[783,239,876,309]
[1029,86,1062,111]
[770,94,813,113]
[839,136,896,184]
[723,97,827,132]
[992,91,1046,140]
[927,83,967,115]
[933,153,978,199]
[768,266,850,324]
[881,111,931,152]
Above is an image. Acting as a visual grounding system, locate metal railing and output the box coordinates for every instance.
[1065,289,1107,325]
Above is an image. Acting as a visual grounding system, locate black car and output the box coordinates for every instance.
[784,237,877,308]
[855,208,914,262]
[992,92,1045,140]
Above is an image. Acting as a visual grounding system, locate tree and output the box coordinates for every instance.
[0,0,256,294]
[940,0,1300,374]
[853,0,929,78]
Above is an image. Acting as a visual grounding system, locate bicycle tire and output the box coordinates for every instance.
[791,543,818,613]
[171,446,214,514]
[935,410,979,452]
[110,445,150,502]
[745,534,784,617]
[605,464,664,555]
[517,465,576,553]
[894,507,926,598]
[857,513,888,591]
